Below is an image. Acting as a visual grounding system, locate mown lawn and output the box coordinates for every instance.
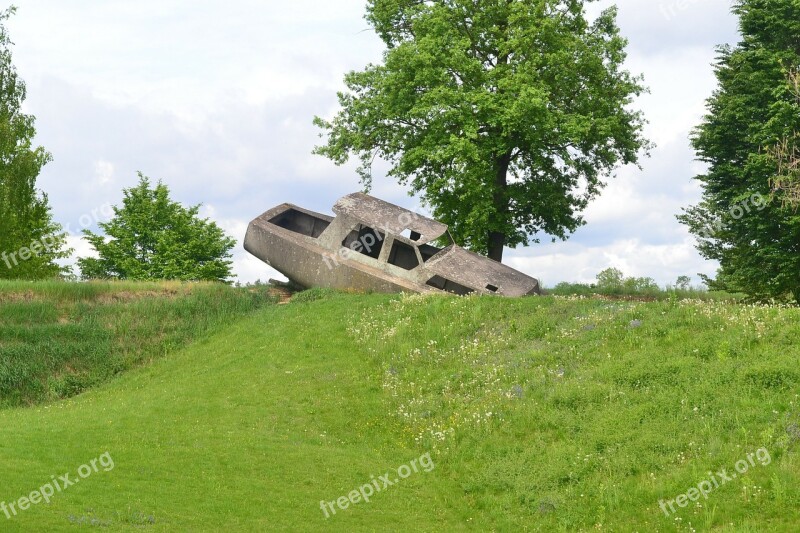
[0,288,799,531]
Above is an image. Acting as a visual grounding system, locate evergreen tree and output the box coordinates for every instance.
[678,0,800,302]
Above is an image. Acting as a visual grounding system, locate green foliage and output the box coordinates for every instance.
[595,268,658,294]
[0,7,70,280]
[678,0,800,303]
[549,270,718,300]
[315,0,650,261]
[291,286,340,303]
[0,280,275,407]
[78,174,236,282]
[674,275,692,291]
[595,267,624,291]
[622,275,659,293]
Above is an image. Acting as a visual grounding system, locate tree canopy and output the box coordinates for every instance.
[678,0,800,303]
[0,7,70,279]
[78,174,236,283]
[315,0,650,261]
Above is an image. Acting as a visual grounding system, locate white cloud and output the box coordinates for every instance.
[94,160,114,186]
[507,237,717,289]
[9,0,384,121]
[231,250,287,285]
[57,234,97,276]
[6,1,741,286]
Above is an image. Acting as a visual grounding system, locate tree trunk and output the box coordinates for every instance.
[487,151,512,262]
[487,232,505,262]
[488,12,512,263]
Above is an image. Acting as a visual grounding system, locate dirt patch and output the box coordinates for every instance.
[95,290,183,304]
[0,290,38,303]
[266,287,293,305]
[590,294,659,303]
[0,288,186,305]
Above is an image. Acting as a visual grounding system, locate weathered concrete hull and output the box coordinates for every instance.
[244,215,431,294]
[245,194,540,297]
[426,246,539,297]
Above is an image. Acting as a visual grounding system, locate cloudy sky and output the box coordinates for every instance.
[8,0,740,286]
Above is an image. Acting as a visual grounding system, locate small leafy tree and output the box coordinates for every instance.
[0,7,70,279]
[315,0,650,262]
[674,275,692,291]
[622,275,658,293]
[78,174,236,282]
[595,267,624,291]
[595,267,658,294]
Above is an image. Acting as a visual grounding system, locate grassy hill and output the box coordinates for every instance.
[1,287,799,531]
[0,280,275,407]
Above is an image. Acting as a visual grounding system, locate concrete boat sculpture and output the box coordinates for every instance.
[244,192,540,297]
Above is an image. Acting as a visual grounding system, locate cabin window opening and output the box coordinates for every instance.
[400,229,422,241]
[486,284,499,293]
[269,208,330,238]
[341,224,385,259]
[419,243,442,263]
[426,275,474,296]
[388,240,420,270]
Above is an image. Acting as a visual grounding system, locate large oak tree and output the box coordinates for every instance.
[315,0,649,261]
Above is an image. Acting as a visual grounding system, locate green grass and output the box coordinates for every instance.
[545,281,743,302]
[0,280,276,407]
[1,287,799,531]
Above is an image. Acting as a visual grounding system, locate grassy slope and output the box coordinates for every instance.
[1,290,799,531]
[0,280,274,407]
